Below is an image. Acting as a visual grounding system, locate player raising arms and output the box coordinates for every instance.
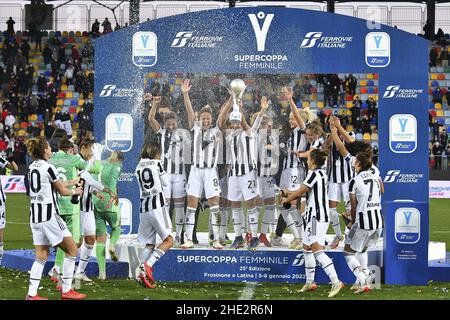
[181,79,230,249]
[343,152,383,294]
[326,115,356,249]
[135,142,173,288]
[275,87,308,250]
[218,95,268,250]
[282,149,344,298]
[0,155,18,266]
[25,136,85,300]
[93,151,124,280]
[147,93,191,247]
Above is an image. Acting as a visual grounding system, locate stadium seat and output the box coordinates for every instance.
[65,91,73,99]
[432,80,439,87]
[438,118,445,125]
[71,100,77,106]
[438,74,446,80]
[62,31,69,37]
[445,118,450,125]
[18,130,27,137]
[360,87,368,94]
[76,31,82,37]
[64,99,71,106]
[13,123,20,130]
[58,92,66,99]
[371,133,378,140]
[431,74,438,80]
[356,133,363,140]
[367,80,374,86]
[57,99,64,106]
[61,84,68,91]
[69,107,77,113]
[437,110,444,117]
[302,101,310,108]
[29,114,37,121]
[363,133,371,141]
[78,99,85,106]
[435,103,442,110]
[54,107,62,113]
[20,122,28,129]
[55,31,62,37]
[367,73,373,79]
[360,80,367,86]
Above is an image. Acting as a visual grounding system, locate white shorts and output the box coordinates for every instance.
[30,214,72,247]
[280,167,305,191]
[219,176,228,200]
[80,210,96,236]
[303,217,329,247]
[345,224,381,252]
[257,176,276,200]
[227,170,259,202]
[187,167,221,199]
[137,206,173,245]
[0,209,5,229]
[328,181,350,202]
[163,173,187,199]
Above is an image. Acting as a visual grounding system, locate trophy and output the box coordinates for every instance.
[229,79,247,124]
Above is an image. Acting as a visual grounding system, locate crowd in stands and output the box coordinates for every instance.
[2,17,450,171]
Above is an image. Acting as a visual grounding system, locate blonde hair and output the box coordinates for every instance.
[26,136,48,160]
[306,121,324,137]
[299,109,316,123]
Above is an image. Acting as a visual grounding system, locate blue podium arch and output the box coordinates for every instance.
[94,7,429,285]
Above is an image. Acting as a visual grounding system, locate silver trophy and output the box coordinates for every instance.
[229,79,247,124]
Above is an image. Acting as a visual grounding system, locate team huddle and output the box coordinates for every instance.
[3,78,383,300]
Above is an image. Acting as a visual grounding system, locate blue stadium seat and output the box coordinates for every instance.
[438,118,445,125]
[64,99,71,106]
[356,133,363,140]
[73,92,80,99]
[44,71,52,77]
[38,114,44,122]
[367,80,374,86]
[367,87,374,94]
[447,127,450,134]
[71,100,77,106]
[361,102,368,109]
[445,118,450,125]
[432,80,439,87]
[68,85,75,91]
[55,31,62,37]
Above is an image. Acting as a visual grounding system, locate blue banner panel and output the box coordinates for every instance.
[153,249,382,284]
[383,201,429,285]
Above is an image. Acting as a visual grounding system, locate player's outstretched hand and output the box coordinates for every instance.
[144,93,152,102]
[260,96,269,111]
[283,86,293,100]
[181,79,191,94]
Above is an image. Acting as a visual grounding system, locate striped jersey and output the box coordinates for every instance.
[191,121,222,168]
[79,169,104,212]
[27,160,60,223]
[309,136,325,150]
[256,129,280,177]
[348,170,383,230]
[327,132,355,183]
[226,128,257,177]
[157,127,191,175]
[303,168,329,223]
[135,158,168,212]
[282,126,308,169]
[344,153,380,178]
[0,156,9,207]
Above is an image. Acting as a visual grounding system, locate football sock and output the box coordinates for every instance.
[290,209,304,241]
[304,251,316,284]
[261,205,274,234]
[270,206,279,234]
[314,250,339,285]
[344,253,367,285]
[55,248,65,274]
[96,243,106,273]
[210,205,220,241]
[28,258,46,297]
[232,208,243,237]
[281,208,299,238]
[240,209,247,235]
[110,226,121,247]
[146,248,165,268]
[174,203,185,239]
[329,208,342,238]
[185,207,196,241]
[62,255,76,293]
[0,242,3,265]
[219,207,229,240]
[247,207,259,235]
[139,246,153,264]
[76,243,94,274]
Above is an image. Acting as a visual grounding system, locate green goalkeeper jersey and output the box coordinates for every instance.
[93,162,122,212]
[49,151,87,215]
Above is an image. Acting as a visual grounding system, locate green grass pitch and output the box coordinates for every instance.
[1,194,449,300]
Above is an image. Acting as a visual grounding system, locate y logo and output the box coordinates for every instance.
[403,211,412,225]
[248,12,274,52]
[373,35,382,48]
[115,117,124,132]
[140,34,149,48]
[398,118,408,133]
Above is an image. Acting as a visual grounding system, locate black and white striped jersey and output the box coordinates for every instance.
[191,121,221,168]
[303,168,329,223]
[0,156,9,207]
[310,137,325,150]
[343,153,380,178]
[282,126,308,170]
[135,158,168,212]
[348,170,383,230]
[327,132,356,183]
[157,127,191,175]
[27,160,60,223]
[225,129,257,176]
[79,170,104,212]
[256,129,280,177]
